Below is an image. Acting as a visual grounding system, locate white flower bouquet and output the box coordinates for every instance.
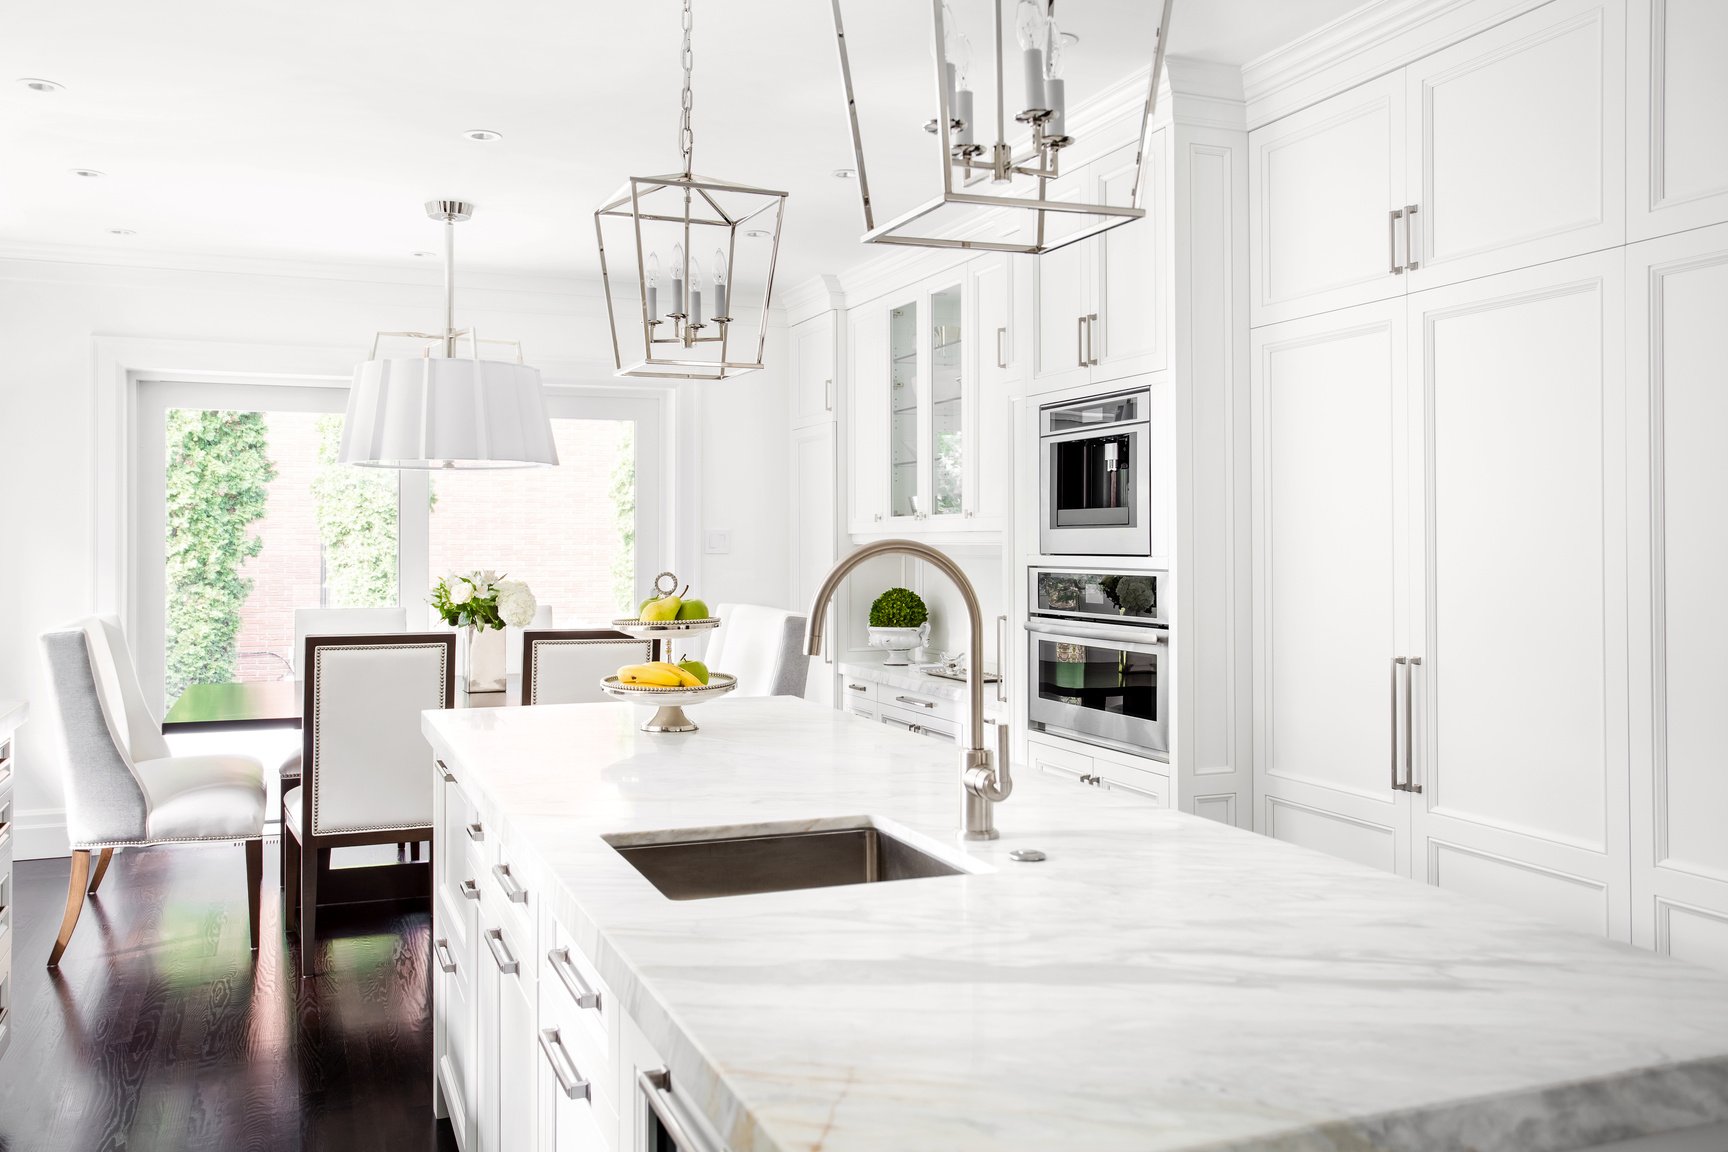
[432,570,538,631]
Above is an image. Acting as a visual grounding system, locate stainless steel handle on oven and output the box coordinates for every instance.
[1388,208,1405,274]
[996,326,1008,369]
[1403,204,1419,271]
[1404,657,1422,793]
[1076,315,1087,367]
[434,937,457,974]
[465,821,484,842]
[894,695,936,710]
[639,1069,725,1152]
[460,878,481,901]
[996,614,1008,703]
[1390,656,1406,791]
[492,863,528,904]
[548,947,601,1011]
[538,1029,591,1101]
[483,928,518,975]
[1023,617,1168,651]
[436,760,456,783]
[1087,312,1099,365]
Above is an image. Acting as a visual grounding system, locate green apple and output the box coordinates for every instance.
[677,658,710,685]
[676,597,710,621]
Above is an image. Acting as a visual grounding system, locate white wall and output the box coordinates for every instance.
[0,252,789,858]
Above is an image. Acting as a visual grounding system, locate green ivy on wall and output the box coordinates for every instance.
[163,408,275,701]
[609,425,636,612]
[311,414,398,608]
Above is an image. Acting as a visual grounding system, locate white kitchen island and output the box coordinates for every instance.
[424,696,1728,1152]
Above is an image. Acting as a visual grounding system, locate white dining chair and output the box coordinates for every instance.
[504,603,555,678]
[706,604,811,698]
[283,631,453,977]
[521,629,651,705]
[291,607,407,680]
[39,617,267,967]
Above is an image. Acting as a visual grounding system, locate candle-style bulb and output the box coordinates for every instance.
[712,249,727,286]
[712,249,728,320]
[646,252,660,286]
[670,243,686,318]
[1015,0,1048,116]
[954,32,973,90]
[1044,19,1067,136]
[670,243,684,281]
[1015,0,1045,50]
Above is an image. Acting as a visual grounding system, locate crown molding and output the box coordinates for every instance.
[1242,0,1543,129]
[782,273,846,326]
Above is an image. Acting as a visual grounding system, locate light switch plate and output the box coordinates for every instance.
[704,530,731,554]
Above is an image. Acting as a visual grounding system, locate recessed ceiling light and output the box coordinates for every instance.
[462,128,504,143]
[18,77,64,93]
[1060,31,1079,46]
[412,250,438,258]
[70,168,104,178]
[831,168,857,180]
[107,228,136,236]
[744,229,771,239]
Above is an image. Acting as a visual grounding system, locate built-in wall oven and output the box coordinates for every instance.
[1026,568,1168,761]
[1039,387,1151,556]
[638,1067,728,1151]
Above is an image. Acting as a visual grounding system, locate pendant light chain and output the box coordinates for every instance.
[679,0,695,176]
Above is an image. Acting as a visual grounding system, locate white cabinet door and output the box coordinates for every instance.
[1249,73,1406,327]
[1031,165,1095,392]
[1406,250,1631,941]
[477,913,537,1152]
[789,313,837,427]
[1093,135,1168,381]
[846,305,888,533]
[1628,0,1728,241]
[1404,0,1626,292]
[968,253,1015,529]
[1251,300,1413,876]
[1627,223,1728,969]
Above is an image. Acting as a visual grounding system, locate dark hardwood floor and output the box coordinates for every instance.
[0,842,458,1152]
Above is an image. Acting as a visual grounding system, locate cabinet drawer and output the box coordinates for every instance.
[434,890,479,1152]
[841,679,876,705]
[488,840,538,962]
[879,686,953,720]
[440,763,478,908]
[877,703,958,741]
[539,1027,617,1151]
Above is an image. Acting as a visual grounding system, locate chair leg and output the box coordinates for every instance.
[410,840,421,862]
[48,850,92,968]
[284,832,301,936]
[299,844,320,978]
[244,839,263,951]
[87,848,115,895]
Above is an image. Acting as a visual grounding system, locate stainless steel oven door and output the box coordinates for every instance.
[638,1068,727,1151]
[1039,420,1151,556]
[1025,618,1168,759]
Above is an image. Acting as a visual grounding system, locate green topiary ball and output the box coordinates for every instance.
[869,587,929,629]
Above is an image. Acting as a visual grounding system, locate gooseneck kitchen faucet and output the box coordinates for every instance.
[804,540,1013,840]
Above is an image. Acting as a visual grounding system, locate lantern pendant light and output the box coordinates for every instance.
[593,0,789,380]
[829,0,1175,256]
[340,201,558,469]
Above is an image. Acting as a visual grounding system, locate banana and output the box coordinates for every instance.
[654,661,704,688]
[617,663,683,686]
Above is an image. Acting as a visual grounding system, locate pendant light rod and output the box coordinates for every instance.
[425,199,473,355]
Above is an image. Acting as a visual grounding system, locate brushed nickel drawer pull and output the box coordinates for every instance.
[539,1029,591,1101]
[460,878,481,901]
[436,760,456,783]
[484,928,518,975]
[465,821,484,842]
[847,682,868,693]
[894,695,936,709]
[548,947,601,1011]
[434,937,457,974]
[492,863,528,904]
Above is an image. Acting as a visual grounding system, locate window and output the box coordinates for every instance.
[134,380,663,713]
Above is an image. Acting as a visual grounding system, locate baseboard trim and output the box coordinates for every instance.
[15,807,69,860]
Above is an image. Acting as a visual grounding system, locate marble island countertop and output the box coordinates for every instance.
[424,697,1728,1152]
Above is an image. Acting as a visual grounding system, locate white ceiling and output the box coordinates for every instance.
[0,0,1366,285]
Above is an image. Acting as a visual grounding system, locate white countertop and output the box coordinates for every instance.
[424,697,1728,1152]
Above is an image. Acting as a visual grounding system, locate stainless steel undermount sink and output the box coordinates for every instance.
[605,819,969,901]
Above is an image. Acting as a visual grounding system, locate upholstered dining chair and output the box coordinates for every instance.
[279,606,408,882]
[521,629,650,705]
[39,617,266,967]
[283,631,453,977]
[505,604,555,680]
[706,604,811,698]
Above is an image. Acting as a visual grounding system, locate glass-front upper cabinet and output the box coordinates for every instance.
[929,283,964,517]
[889,300,920,518]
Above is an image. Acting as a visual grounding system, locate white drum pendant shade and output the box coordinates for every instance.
[339,356,558,469]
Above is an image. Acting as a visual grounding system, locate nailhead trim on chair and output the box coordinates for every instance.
[309,642,448,838]
[530,638,650,704]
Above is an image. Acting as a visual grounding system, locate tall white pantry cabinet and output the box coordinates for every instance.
[1248,0,1728,968]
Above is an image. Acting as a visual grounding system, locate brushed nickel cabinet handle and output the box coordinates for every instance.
[1405,657,1423,793]
[483,928,518,975]
[847,682,868,693]
[548,947,601,1011]
[539,1029,591,1101]
[1077,315,1087,367]
[996,326,1008,369]
[1088,313,1099,365]
[824,378,834,411]
[434,937,457,974]
[1391,656,1406,791]
[1389,208,1405,274]
[492,863,528,904]
[465,821,484,842]
[894,695,936,709]
[460,878,481,901]
[1403,205,1419,271]
[436,760,456,783]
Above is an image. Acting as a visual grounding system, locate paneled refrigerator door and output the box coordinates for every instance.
[1250,298,1413,876]
[1405,250,1631,941]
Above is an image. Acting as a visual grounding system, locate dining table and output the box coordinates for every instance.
[162,675,522,733]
